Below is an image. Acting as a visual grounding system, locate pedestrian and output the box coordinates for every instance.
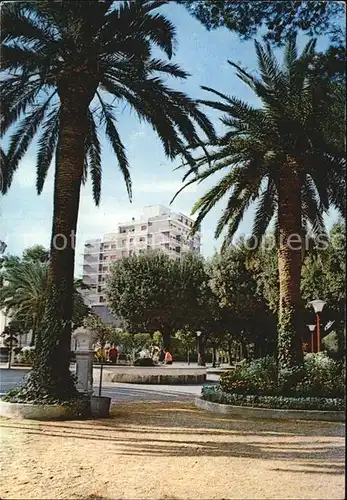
[163,349,173,365]
[108,344,118,364]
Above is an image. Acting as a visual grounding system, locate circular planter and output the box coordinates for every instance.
[102,366,206,384]
[195,397,345,422]
[0,399,90,421]
[90,396,111,418]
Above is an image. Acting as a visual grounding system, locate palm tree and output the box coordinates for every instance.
[174,38,345,371]
[0,260,89,347]
[1,0,215,400]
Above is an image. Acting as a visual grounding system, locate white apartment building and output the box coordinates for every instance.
[82,205,201,307]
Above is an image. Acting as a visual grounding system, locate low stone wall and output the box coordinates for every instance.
[103,366,206,384]
[0,400,81,420]
[195,397,345,422]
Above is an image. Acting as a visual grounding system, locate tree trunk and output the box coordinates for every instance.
[29,72,97,400]
[212,346,217,368]
[277,158,304,371]
[161,329,171,351]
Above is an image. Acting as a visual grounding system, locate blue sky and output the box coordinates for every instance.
[0,3,337,276]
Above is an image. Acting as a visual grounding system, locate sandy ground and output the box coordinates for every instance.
[0,402,345,500]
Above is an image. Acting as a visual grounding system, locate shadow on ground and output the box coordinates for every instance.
[1,402,345,476]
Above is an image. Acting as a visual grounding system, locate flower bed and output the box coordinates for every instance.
[200,353,346,412]
[201,385,345,411]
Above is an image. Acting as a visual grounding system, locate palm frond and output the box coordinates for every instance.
[85,110,102,205]
[97,92,131,201]
[36,106,60,194]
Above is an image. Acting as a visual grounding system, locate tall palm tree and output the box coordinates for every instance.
[174,38,345,371]
[1,1,215,399]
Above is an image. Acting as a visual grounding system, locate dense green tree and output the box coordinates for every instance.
[184,1,344,45]
[176,37,345,371]
[107,251,207,350]
[22,245,50,264]
[1,1,214,400]
[208,242,276,359]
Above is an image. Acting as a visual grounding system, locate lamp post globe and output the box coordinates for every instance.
[309,299,326,314]
[309,300,326,352]
[307,324,316,353]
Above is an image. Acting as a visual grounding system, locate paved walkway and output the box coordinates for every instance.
[0,367,218,403]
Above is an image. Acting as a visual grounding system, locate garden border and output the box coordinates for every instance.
[0,400,89,421]
[195,397,345,422]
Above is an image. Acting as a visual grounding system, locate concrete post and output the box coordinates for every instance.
[72,327,94,395]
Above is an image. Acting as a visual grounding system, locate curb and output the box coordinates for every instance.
[194,397,345,422]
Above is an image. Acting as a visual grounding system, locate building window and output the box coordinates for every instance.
[148,221,152,226]
[111,255,117,260]
[102,266,108,272]
[121,251,127,257]
[175,247,181,253]
[141,225,147,231]
[130,238,134,244]
[139,237,145,243]
[120,228,126,233]
[100,296,105,303]
[139,249,145,254]
[111,244,116,249]
[103,244,109,250]
[122,239,126,244]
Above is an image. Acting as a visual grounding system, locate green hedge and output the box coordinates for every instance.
[201,385,345,411]
[219,353,345,398]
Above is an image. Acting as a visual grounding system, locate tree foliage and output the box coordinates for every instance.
[208,241,277,357]
[106,251,207,348]
[176,37,345,248]
[22,245,50,263]
[185,1,344,45]
[1,0,215,198]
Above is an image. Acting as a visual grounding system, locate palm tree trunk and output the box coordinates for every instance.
[277,158,304,372]
[31,73,97,399]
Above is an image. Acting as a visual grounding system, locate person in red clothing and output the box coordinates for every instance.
[163,349,173,365]
[108,344,118,364]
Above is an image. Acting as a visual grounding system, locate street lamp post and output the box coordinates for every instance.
[196,330,203,366]
[309,300,326,353]
[307,324,316,353]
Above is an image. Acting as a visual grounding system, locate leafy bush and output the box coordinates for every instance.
[133,357,155,366]
[15,346,36,365]
[2,386,91,418]
[220,356,277,395]
[201,385,345,411]
[297,352,345,398]
[219,353,345,398]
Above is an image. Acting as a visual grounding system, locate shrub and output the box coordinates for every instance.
[201,385,345,411]
[133,357,155,367]
[219,353,345,398]
[220,356,277,395]
[298,352,345,398]
[15,346,36,365]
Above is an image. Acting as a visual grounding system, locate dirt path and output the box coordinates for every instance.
[0,402,345,499]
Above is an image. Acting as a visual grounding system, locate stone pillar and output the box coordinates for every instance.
[72,327,94,395]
